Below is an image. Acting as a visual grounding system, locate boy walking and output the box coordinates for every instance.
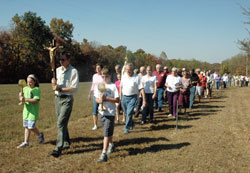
[95,68,119,162]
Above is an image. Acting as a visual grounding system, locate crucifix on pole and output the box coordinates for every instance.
[44,39,63,78]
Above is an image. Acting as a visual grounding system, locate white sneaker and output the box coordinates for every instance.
[17,142,29,148]
[92,125,98,130]
[168,114,173,117]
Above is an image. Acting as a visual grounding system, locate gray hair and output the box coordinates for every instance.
[126,63,134,69]
[156,64,161,68]
[172,67,178,72]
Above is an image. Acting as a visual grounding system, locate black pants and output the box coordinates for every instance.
[135,97,143,117]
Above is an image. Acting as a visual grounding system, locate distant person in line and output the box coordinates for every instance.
[153,64,167,112]
[228,74,232,87]
[245,76,249,87]
[236,75,240,88]
[50,52,79,158]
[17,74,44,148]
[163,66,170,104]
[201,73,207,98]
[240,75,245,87]
[189,69,199,109]
[165,67,182,119]
[178,70,191,115]
[195,69,203,102]
[215,74,221,90]
[120,63,146,134]
[206,71,213,98]
[95,68,119,162]
[88,63,103,130]
[222,74,228,88]
[114,73,125,124]
[135,66,146,118]
[112,64,121,83]
[141,66,157,124]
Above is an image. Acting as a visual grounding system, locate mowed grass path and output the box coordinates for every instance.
[1,83,250,172]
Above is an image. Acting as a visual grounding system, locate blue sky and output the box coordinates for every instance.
[0,0,249,63]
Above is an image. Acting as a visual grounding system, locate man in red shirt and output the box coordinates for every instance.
[163,66,170,104]
[153,64,167,112]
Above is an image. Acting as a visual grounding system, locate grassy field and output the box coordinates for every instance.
[0,82,92,143]
[1,83,250,172]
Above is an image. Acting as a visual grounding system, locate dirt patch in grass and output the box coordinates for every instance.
[1,83,250,172]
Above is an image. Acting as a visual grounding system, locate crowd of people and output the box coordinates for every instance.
[16,52,249,163]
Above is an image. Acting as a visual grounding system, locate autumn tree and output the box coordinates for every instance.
[50,18,74,41]
[10,11,52,82]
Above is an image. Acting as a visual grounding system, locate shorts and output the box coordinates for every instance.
[195,86,203,96]
[99,115,115,137]
[92,96,99,115]
[23,120,36,129]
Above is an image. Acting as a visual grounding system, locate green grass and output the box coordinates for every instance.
[0,82,92,142]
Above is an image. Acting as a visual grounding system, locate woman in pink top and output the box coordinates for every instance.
[114,73,125,124]
[88,63,103,130]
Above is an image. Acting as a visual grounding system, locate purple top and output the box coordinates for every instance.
[215,76,221,82]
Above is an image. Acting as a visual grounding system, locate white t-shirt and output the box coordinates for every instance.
[222,76,228,82]
[120,73,143,96]
[94,83,119,116]
[165,75,182,92]
[142,75,158,94]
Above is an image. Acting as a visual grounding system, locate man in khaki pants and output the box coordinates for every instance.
[50,52,79,157]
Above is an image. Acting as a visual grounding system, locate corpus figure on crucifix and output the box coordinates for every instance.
[44,40,63,78]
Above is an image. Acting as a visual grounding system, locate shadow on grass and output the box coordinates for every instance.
[212,95,228,99]
[44,137,103,145]
[177,117,200,121]
[150,124,192,131]
[118,142,191,156]
[205,100,226,103]
[116,137,169,147]
[188,109,222,117]
[64,145,103,155]
[197,105,225,109]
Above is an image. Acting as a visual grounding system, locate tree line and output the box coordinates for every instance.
[0,11,222,84]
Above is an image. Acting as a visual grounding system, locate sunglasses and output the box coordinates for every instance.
[102,75,109,78]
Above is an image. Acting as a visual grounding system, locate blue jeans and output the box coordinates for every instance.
[228,80,231,87]
[216,81,220,90]
[189,86,196,109]
[142,93,154,121]
[122,95,137,132]
[92,96,99,115]
[154,88,164,109]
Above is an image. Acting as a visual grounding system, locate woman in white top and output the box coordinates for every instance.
[141,66,157,124]
[165,67,182,119]
[88,63,104,130]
